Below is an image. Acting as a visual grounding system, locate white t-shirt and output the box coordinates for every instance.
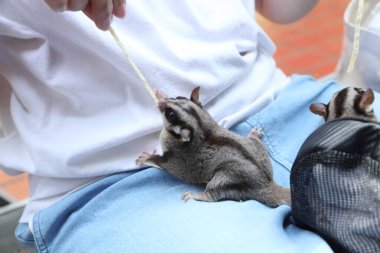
[0,0,289,225]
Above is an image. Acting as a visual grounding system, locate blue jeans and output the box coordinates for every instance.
[18,75,370,253]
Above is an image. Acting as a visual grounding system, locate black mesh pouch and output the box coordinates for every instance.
[290,117,380,253]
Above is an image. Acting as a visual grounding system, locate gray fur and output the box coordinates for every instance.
[137,87,290,207]
[310,87,377,122]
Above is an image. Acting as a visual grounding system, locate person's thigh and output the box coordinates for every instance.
[31,168,332,253]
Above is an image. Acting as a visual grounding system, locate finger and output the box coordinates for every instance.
[67,0,89,11]
[112,0,126,18]
[91,0,113,31]
[44,0,68,12]
[82,3,92,19]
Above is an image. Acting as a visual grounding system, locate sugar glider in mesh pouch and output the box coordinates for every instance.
[136,87,290,207]
[290,87,380,253]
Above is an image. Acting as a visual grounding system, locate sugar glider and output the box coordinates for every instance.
[136,87,290,207]
[310,87,377,121]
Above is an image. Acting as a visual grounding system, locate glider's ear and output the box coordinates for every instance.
[190,86,202,107]
[310,103,327,118]
[359,88,375,111]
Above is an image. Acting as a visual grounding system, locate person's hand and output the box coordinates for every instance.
[44,0,126,31]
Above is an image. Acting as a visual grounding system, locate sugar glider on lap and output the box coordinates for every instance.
[136,87,290,208]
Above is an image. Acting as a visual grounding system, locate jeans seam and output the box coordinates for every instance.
[34,211,49,253]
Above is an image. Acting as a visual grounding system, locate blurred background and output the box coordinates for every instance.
[0,0,351,204]
[259,0,351,78]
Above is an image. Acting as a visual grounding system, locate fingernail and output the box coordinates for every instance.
[98,15,112,31]
[67,1,87,11]
[54,3,67,12]
[114,2,126,18]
